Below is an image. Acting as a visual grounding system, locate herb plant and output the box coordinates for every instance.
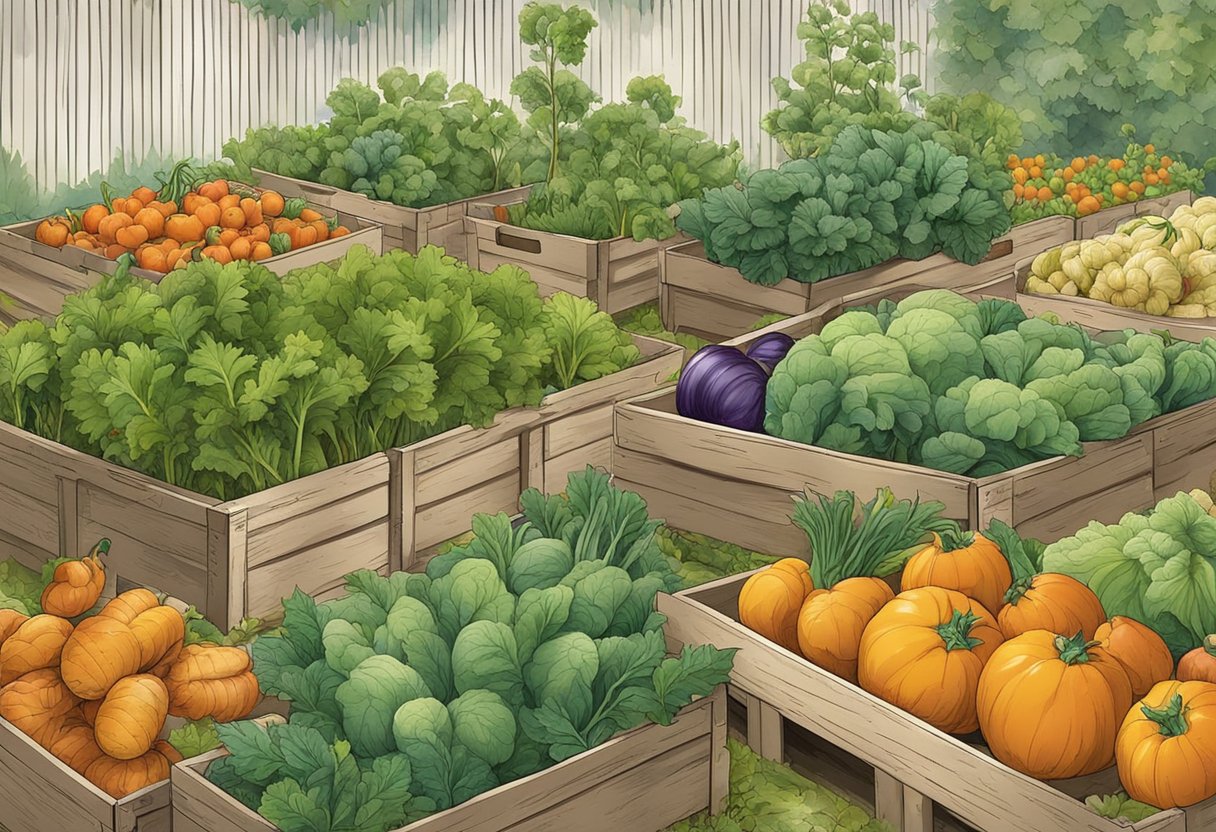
[220,469,735,830]
[0,247,641,500]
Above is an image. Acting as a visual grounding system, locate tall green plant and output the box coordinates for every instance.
[930,0,1216,185]
[511,2,599,182]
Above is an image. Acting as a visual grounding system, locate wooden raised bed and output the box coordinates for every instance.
[660,574,1216,832]
[612,277,1216,556]
[658,216,1070,342]
[0,181,382,324]
[0,334,681,629]
[464,202,685,315]
[1074,190,1195,239]
[253,168,531,262]
[171,689,728,832]
[0,714,170,832]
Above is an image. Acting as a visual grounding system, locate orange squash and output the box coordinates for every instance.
[46,713,106,772]
[129,606,185,672]
[99,589,160,626]
[977,631,1132,779]
[796,577,894,684]
[60,616,143,700]
[166,644,260,722]
[997,572,1106,640]
[95,674,169,760]
[0,609,29,646]
[1117,680,1216,808]
[738,559,814,653]
[901,530,1012,615]
[1096,616,1174,699]
[857,587,1003,734]
[40,539,109,618]
[84,749,171,798]
[0,669,80,745]
[0,614,74,685]
[1178,636,1216,683]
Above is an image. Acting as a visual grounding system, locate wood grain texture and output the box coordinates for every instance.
[173,693,723,832]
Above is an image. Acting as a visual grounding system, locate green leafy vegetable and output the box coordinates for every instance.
[168,719,222,758]
[1085,793,1160,824]
[0,558,45,615]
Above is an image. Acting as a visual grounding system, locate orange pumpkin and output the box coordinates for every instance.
[857,587,1003,734]
[1096,616,1174,699]
[997,573,1106,640]
[0,609,29,646]
[1116,680,1216,808]
[0,669,80,745]
[40,539,109,618]
[901,530,1012,615]
[977,631,1132,779]
[1178,636,1216,684]
[738,559,814,653]
[796,577,894,684]
[0,615,74,685]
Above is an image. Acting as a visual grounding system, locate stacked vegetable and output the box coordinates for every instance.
[498,4,740,242]
[0,245,639,500]
[1026,198,1216,318]
[0,541,258,798]
[678,290,1216,476]
[677,125,1011,286]
[211,66,543,209]
[32,162,347,273]
[207,469,735,831]
[1008,126,1204,224]
[737,488,1216,809]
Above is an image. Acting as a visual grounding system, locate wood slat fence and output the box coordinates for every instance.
[0,0,933,189]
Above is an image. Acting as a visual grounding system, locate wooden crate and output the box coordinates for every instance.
[612,278,1216,557]
[464,204,686,315]
[253,169,532,261]
[0,714,170,832]
[658,216,1072,342]
[0,182,382,324]
[660,575,1216,832]
[0,335,681,628]
[171,689,728,832]
[1075,190,1195,239]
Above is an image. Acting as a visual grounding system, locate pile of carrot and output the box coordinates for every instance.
[32,161,350,274]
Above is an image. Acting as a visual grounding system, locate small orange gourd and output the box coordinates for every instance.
[738,558,814,653]
[1116,681,1216,809]
[95,674,169,760]
[997,572,1106,640]
[46,714,106,772]
[40,539,109,618]
[901,530,1012,615]
[79,698,102,726]
[0,669,80,745]
[796,577,894,684]
[1178,636,1216,683]
[0,614,75,685]
[59,616,143,700]
[85,749,171,798]
[977,631,1132,779]
[166,644,260,722]
[0,609,29,646]
[858,587,1003,734]
[1096,616,1174,699]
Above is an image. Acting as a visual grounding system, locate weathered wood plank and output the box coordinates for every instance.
[414,437,520,506]
[545,404,615,457]
[545,437,613,489]
[413,472,521,551]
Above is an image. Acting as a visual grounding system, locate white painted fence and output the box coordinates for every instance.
[0,0,933,189]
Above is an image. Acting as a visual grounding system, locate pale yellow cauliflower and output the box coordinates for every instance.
[1089,247,1183,315]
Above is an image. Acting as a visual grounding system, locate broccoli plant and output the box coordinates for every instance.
[511,2,599,183]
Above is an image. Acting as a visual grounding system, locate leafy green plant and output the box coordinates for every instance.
[0,558,45,614]
[232,0,399,31]
[1085,793,1159,824]
[510,74,740,241]
[226,469,735,829]
[656,527,780,589]
[764,290,1216,478]
[677,125,1010,285]
[0,246,640,500]
[666,738,890,832]
[0,147,40,225]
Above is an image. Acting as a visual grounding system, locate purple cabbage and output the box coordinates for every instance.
[676,345,769,432]
[746,332,796,371]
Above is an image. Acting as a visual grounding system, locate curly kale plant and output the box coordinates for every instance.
[677,126,1009,285]
[764,290,1216,477]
